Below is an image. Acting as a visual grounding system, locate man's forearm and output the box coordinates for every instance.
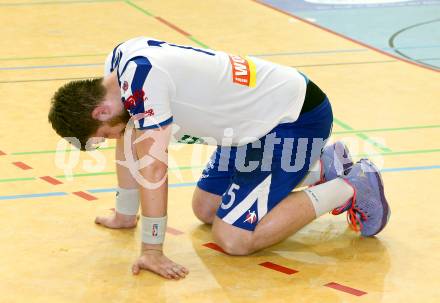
[116,136,139,189]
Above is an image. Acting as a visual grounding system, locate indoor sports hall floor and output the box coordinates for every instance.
[0,0,439,302]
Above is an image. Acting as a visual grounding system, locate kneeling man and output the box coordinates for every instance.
[48,37,390,280]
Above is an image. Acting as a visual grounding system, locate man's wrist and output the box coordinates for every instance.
[141,243,163,255]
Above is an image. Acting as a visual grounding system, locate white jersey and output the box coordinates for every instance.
[104,37,307,146]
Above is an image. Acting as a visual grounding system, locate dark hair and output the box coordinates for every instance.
[48,78,105,151]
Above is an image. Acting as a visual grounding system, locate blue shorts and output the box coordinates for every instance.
[197,98,333,231]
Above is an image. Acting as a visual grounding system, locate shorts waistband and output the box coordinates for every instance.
[300,79,327,115]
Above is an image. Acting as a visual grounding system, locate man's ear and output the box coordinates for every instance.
[91,103,112,122]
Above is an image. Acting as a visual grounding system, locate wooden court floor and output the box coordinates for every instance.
[0,0,439,302]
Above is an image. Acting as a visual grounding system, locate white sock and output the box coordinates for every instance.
[304,178,354,217]
[298,160,322,187]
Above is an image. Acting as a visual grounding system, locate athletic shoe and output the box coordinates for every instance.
[314,141,353,184]
[332,159,391,237]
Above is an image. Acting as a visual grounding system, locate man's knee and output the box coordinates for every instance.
[192,187,221,224]
[212,219,253,256]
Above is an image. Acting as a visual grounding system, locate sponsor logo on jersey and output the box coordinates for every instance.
[144,108,155,117]
[124,89,148,110]
[229,55,256,87]
[122,81,129,92]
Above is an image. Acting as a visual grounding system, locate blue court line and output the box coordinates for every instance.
[88,182,198,193]
[0,63,102,71]
[0,192,68,200]
[0,165,438,200]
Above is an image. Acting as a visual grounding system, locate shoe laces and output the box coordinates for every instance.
[331,180,368,232]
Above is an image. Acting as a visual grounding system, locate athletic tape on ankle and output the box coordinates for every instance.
[141,215,167,244]
[115,188,140,216]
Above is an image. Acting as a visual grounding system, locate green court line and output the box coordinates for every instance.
[124,0,153,16]
[0,0,120,6]
[356,148,440,158]
[333,124,440,135]
[187,36,210,49]
[11,146,115,155]
[53,165,205,179]
[0,177,36,183]
[0,53,107,62]
[55,171,115,178]
[1,148,439,184]
[124,1,209,49]
[7,124,440,155]
[334,118,392,152]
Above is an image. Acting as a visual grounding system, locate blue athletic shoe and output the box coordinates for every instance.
[319,141,353,183]
[332,159,391,237]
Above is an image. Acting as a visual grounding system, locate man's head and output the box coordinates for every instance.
[48,78,129,150]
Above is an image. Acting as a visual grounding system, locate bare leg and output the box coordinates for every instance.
[192,187,222,224]
[212,178,353,255]
[212,191,315,255]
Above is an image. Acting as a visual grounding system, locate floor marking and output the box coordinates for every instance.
[251,44,440,57]
[1,162,438,200]
[56,171,116,178]
[259,262,298,275]
[0,177,36,183]
[124,1,208,49]
[166,227,184,235]
[155,16,190,36]
[0,76,98,84]
[333,124,440,134]
[169,182,198,188]
[4,124,438,156]
[124,0,153,16]
[0,53,106,62]
[0,63,101,71]
[12,146,114,155]
[12,161,32,170]
[0,0,119,6]
[203,242,226,254]
[334,118,392,152]
[7,57,440,72]
[2,44,438,62]
[0,192,68,200]
[40,176,63,185]
[73,191,98,201]
[324,282,367,296]
[88,188,117,193]
[381,165,440,173]
[253,0,439,73]
[356,148,440,157]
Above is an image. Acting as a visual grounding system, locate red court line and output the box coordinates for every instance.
[155,16,190,36]
[72,191,97,201]
[253,0,439,73]
[166,227,184,235]
[0,150,6,156]
[324,282,367,296]
[203,242,226,254]
[12,161,32,170]
[40,176,63,185]
[259,262,298,275]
